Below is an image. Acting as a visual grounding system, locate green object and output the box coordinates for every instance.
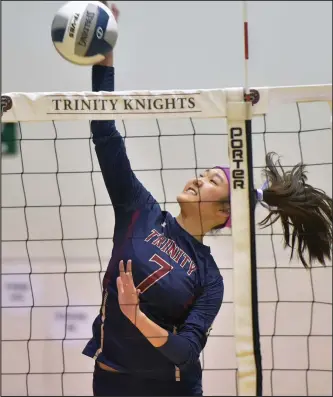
[1,123,18,155]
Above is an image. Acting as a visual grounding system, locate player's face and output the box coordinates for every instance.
[177,168,230,227]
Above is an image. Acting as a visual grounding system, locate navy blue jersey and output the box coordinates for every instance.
[82,65,224,395]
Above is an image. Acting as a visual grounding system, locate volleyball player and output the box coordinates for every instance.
[83,4,332,396]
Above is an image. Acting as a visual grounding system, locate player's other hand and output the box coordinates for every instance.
[117,260,141,324]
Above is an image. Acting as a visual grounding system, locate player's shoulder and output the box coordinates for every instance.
[200,249,220,274]
[198,253,223,291]
[207,259,223,284]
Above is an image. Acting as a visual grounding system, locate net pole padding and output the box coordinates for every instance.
[226,88,262,396]
[1,84,331,123]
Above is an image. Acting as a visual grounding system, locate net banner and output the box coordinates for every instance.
[1,90,228,122]
[2,84,331,123]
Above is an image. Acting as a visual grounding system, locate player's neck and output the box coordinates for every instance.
[175,213,208,243]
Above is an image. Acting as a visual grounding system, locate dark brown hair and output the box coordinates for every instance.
[260,152,332,268]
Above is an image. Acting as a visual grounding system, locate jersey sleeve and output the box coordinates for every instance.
[91,65,154,211]
[157,274,223,370]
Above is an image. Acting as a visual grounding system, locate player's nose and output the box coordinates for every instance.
[193,178,203,188]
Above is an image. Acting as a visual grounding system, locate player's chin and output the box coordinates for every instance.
[176,192,200,204]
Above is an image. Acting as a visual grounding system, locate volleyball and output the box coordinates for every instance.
[51,1,118,66]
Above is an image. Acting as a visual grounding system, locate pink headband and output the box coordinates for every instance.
[214,167,272,229]
[214,166,232,228]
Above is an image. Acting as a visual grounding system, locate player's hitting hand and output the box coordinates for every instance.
[117,260,141,324]
[96,2,119,67]
[99,1,120,22]
[110,3,120,22]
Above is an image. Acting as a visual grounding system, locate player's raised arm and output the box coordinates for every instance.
[91,5,153,211]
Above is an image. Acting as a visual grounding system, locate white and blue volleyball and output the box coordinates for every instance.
[51,1,118,65]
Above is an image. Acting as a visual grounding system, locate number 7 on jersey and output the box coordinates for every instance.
[136,254,173,293]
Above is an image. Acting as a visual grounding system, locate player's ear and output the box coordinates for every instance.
[219,201,230,214]
[217,202,230,218]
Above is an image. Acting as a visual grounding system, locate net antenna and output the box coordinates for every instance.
[226,1,262,395]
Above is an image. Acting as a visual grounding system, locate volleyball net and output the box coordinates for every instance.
[1,84,332,396]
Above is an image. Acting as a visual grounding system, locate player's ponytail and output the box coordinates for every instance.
[257,152,332,268]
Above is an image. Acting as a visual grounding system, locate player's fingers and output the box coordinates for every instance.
[111,3,120,21]
[111,4,119,15]
[126,259,132,274]
[119,260,125,273]
[119,260,127,283]
[126,260,136,290]
[116,276,124,294]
